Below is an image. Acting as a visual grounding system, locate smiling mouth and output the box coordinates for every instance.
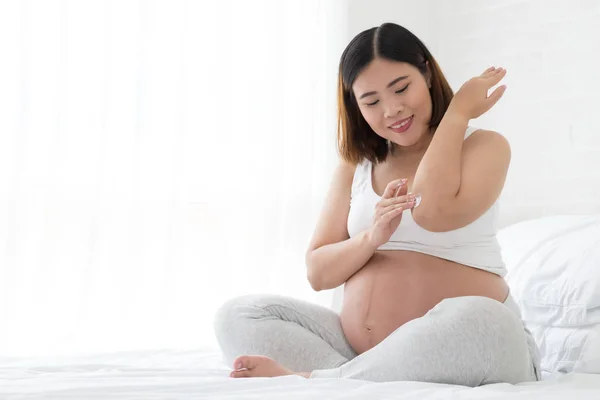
[388,115,414,132]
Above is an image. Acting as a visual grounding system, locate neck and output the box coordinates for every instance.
[390,127,434,158]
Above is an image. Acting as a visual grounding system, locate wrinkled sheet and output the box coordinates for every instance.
[1,348,599,399]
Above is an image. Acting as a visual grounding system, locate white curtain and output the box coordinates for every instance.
[0,0,347,357]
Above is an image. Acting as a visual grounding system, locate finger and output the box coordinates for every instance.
[482,66,495,76]
[376,185,411,217]
[382,178,408,199]
[380,201,414,217]
[385,202,410,219]
[485,68,506,86]
[378,193,414,208]
[394,180,408,198]
[376,202,405,219]
[380,203,407,223]
[486,85,507,108]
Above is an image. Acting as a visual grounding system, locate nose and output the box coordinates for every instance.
[383,102,403,119]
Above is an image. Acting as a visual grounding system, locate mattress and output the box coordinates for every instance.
[1,347,599,399]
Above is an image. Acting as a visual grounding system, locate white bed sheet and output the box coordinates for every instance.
[1,348,599,399]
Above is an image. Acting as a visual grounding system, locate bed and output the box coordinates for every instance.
[3,215,600,398]
[1,347,599,399]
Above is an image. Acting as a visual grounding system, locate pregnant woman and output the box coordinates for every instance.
[213,22,541,386]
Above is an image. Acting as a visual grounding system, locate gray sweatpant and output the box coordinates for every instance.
[213,291,541,386]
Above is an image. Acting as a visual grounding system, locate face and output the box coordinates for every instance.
[352,58,432,151]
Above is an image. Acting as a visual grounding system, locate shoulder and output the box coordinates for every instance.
[337,158,359,175]
[331,159,359,188]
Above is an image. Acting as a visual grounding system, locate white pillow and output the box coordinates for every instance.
[527,322,600,374]
[497,214,600,374]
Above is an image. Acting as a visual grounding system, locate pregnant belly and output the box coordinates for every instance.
[339,250,508,355]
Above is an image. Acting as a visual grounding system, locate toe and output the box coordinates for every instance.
[230,369,251,378]
[233,355,259,371]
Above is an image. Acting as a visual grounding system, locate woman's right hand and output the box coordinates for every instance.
[367,178,416,248]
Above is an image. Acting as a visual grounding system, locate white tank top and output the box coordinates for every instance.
[347,126,507,277]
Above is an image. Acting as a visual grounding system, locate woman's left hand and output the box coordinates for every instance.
[448,66,507,120]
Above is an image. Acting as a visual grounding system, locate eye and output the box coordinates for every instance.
[396,84,409,94]
[366,100,379,106]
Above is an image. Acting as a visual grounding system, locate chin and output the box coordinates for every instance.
[388,132,426,149]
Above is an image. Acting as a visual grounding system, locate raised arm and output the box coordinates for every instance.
[411,66,510,232]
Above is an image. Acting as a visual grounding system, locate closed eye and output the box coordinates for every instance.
[395,84,409,94]
[365,84,410,107]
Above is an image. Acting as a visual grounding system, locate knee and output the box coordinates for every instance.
[434,296,523,332]
[457,297,536,384]
[467,296,523,328]
[213,294,256,337]
[212,294,283,340]
[422,296,533,384]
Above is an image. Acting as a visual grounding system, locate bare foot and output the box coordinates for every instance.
[229,355,310,379]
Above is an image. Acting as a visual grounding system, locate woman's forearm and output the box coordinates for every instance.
[411,111,469,219]
[305,230,377,291]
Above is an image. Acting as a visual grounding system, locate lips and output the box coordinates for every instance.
[388,116,413,129]
[388,115,414,134]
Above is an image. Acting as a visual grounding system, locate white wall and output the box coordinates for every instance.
[346,0,600,227]
[0,0,350,357]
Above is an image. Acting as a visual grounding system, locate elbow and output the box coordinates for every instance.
[306,266,323,292]
[305,251,323,292]
[308,274,323,292]
[410,203,451,233]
